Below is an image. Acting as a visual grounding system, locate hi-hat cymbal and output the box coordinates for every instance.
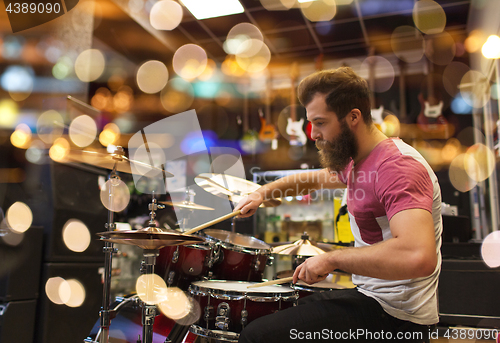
[195,173,281,207]
[160,200,214,211]
[271,233,333,256]
[97,226,204,250]
[64,148,174,177]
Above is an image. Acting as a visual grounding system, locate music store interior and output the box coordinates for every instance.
[1,0,500,342]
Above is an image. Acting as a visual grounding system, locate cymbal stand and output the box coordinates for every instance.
[98,156,123,343]
[178,188,195,232]
[139,193,162,343]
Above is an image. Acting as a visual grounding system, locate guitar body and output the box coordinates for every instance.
[259,116,278,143]
[286,117,307,146]
[417,95,448,133]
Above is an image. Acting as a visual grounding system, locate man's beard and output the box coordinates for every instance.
[316,120,358,173]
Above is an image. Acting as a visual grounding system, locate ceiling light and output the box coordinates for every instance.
[180,0,244,20]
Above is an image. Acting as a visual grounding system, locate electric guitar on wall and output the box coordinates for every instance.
[417,56,448,133]
[286,62,307,146]
[258,73,278,149]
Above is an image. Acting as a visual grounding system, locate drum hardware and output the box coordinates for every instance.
[189,280,297,342]
[160,188,214,232]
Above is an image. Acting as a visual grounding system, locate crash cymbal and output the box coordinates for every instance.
[271,232,329,256]
[160,200,214,211]
[64,147,174,177]
[195,173,281,207]
[97,226,204,250]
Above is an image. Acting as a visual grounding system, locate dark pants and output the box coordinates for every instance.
[238,288,431,343]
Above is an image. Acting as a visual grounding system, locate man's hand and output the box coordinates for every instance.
[293,253,333,285]
[233,192,264,218]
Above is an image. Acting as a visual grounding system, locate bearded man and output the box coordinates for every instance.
[235,67,442,343]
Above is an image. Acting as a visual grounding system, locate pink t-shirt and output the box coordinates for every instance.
[338,138,442,325]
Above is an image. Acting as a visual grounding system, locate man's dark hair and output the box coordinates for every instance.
[297,67,372,124]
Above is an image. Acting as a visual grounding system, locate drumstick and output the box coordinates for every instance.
[183,210,242,235]
[247,276,294,288]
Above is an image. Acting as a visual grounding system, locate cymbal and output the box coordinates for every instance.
[64,148,174,177]
[97,226,204,250]
[271,233,332,256]
[160,200,214,211]
[195,173,281,207]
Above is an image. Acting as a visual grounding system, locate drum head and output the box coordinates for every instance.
[190,280,295,298]
[203,229,270,252]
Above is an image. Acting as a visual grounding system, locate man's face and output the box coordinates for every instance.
[306,93,358,172]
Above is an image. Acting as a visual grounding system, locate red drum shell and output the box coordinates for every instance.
[156,242,213,290]
[203,229,271,282]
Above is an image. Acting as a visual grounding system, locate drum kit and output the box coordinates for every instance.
[68,146,349,343]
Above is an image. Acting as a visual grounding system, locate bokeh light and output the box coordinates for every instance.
[449,153,477,192]
[481,231,500,268]
[10,123,32,149]
[49,137,70,162]
[69,115,97,147]
[235,42,271,73]
[460,70,490,109]
[390,26,424,63]
[260,0,293,10]
[6,202,33,233]
[441,138,461,163]
[380,114,400,137]
[173,44,207,80]
[136,60,169,94]
[225,23,263,55]
[300,0,336,22]
[136,273,168,305]
[100,178,131,212]
[158,287,190,320]
[1,227,24,246]
[37,110,64,144]
[74,49,105,82]
[160,78,195,113]
[463,143,495,182]
[412,0,446,35]
[424,32,456,66]
[62,219,91,253]
[62,279,86,307]
[26,140,47,164]
[465,30,486,53]
[360,56,395,92]
[481,35,500,59]
[99,123,121,147]
[0,99,18,128]
[52,56,73,80]
[149,0,183,30]
[45,277,68,305]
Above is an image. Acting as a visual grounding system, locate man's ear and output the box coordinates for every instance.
[346,109,362,128]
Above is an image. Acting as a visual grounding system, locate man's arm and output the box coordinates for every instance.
[293,208,438,283]
[234,168,346,218]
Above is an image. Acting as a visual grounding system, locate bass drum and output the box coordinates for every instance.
[86,295,197,343]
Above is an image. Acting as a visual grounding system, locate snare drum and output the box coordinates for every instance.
[189,280,297,342]
[85,295,196,343]
[203,229,271,282]
[156,241,217,290]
